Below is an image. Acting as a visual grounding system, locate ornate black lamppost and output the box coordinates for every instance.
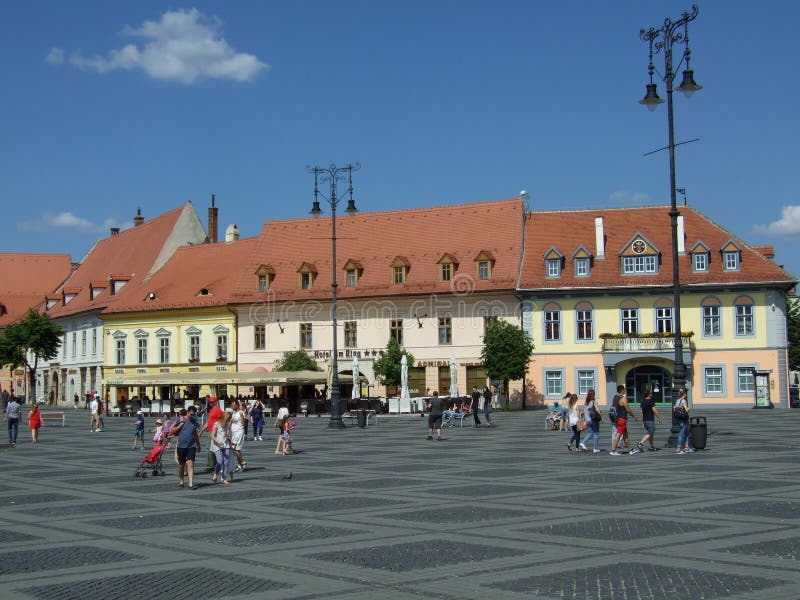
[639,6,702,408]
[308,163,359,430]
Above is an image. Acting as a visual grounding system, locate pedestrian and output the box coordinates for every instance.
[609,385,637,455]
[674,388,694,455]
[170,406,201,489]
[632,391,663,453]
[199,396,223,472]
[210,411,232,484]
[482,386,495,427]
[426,390,444,441]
[4,395,21,445]
[470,386,482,428]
[579,389,602,453]
[240,398,250,439]
[89,394,101,432]
[566,393,582,451]
[96,394,105,430]
[73,393,80,410]
[274,402,289,429]
[281,417,296,455]
[131,410,145,450]
[250,398,265,441]
[151,418,166,447]
[229,399,247,472]
[28,403,42,444]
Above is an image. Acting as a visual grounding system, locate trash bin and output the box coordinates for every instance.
[690,416,707,450]
[357,408,367,428]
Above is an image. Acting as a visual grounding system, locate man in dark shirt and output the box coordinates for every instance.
[470,386,482,428]
[632,391,663,453]
[426,391,444,441]
[172,406,201,489]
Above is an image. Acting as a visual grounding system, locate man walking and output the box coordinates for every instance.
[426,391,444,441]
[482,386,495,427]
[470,386,482,428]
[89,394,101,432]
[172,406,201,489]
[199,396,222,472]
[4,395,21,445]
[609,385,637,456]
[631,391,662,453]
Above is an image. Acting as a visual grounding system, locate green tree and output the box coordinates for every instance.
[788,297,800,371]
[274,349,321,372]
[373,339,415,389]
[0,309,63,403]
[481,319,534,410]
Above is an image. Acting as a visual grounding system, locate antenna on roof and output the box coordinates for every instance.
[676,188,688,206]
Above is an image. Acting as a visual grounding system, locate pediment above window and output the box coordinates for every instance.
[185,326,201,336]
[437,253,460,266]
[543,247,563,260]
[155,328,171,337]
[572,246,593,260]
[619,233,660,257]
[133,329,148,338]
[343,259,364,273]
[296,262,318,274]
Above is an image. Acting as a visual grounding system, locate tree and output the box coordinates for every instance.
[481,319,534,410]
[373,339,415,389]
[274,349,321,372]
[0,309,63,403]
[788,297,800,371]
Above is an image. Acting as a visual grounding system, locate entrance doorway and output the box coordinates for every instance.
[625,366,673,405]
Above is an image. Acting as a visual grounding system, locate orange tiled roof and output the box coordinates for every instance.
[232,198,524,302]
[103,237,258,314]
[518,206,796,290]
[0,253,73,327]
[46,204,195,318]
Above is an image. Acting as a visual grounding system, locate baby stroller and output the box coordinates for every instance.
[135,444,167,478]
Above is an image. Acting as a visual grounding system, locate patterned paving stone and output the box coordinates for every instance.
[90,511,234,530]
[0,530,43,544]
[693,500,800,519]
[271,495,407,513]
[21,567,289,600]
[308,539,523,572]
[185,523,360,546]
[428,483,531,497]
[16,501,142,518]
[723,537,800,560]
[525,517,720,541]
[685,478,785,492]
[489,561,783,599]
[0,545,141,575]
[541,491,679,506]
[2,493,76,506]
[391,505,534,524]
[333,477,419,489]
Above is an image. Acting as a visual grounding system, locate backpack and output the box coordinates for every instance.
[608,405,619,423]
[588,402,601,422]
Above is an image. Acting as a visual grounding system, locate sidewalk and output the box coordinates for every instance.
[1,409,798,599]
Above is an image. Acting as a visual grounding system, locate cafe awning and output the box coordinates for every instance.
[104,369,351,387]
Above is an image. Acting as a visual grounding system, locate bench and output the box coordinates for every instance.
[38,412,65,427]
[345,409,378,427]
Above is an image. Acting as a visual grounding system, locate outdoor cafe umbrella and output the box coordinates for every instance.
[449,356,458,398]
[351,356,361,400]
[400,354,410,398]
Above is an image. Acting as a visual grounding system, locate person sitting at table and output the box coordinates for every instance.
[442,398,460,426]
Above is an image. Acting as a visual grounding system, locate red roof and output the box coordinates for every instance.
[232,198,524,302]
[47,204,201,318]
[519,206,796,290]
[0,254,74,327]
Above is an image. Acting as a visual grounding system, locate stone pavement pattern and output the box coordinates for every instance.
[0,409,798,599]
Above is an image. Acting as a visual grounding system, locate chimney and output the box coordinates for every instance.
[208,194,219,244]
[225,224,240,243]
[133,207,144,227]
[677,215,685,255]
[594,216,605,259]
[110,227,120,236]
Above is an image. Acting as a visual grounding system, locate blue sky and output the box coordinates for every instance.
[2,1,799,279]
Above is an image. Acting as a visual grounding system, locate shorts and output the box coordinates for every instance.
[135,429,144,441]
[615,418,628,435]
[428,414,443,428]
[176,447,197,464]
[643,420,656,437]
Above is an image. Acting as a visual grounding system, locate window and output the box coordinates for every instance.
[693,253,708,272]
[737,366,755,394]
[621,308,639,334]
[300,323,313,349]
[300,271,312,290]
[723,251,739,271]
[546,258,561,278]
[440,263,452,282]
[345,269,357,288]
[656,307,673,334]
[189,335,200,361]
[545,370,563,396]
[577,369,595,396]
[544,309,561,342]
[622,255,657,274]
[137,338,148,365]
[576,305,593,341]
[71,332,76,357]
[254,325,265,350]
[92,329,97,355]
[703,304,721,337]
[735,302,754,336]
[438,316,452,345]
[575,258,590,277]
[393,265,405,285]
[704,367,723,394]
[478,261,490,280]
[390,319,403,345]
[160,337,170,364]
[344,321,357,348]
[81,331,86,356]
[216,334,228,360]
[258,274,268,291]
[116,339,126,365]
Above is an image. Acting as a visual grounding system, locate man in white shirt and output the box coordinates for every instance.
[89,396,101,432]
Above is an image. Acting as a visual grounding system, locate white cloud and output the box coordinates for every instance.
[45,47,64,65]
[609,190,651,205]
[67,8,267,84]
[17,212,128,233]
[754,205,800,236]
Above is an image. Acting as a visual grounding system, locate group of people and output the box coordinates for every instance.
[426,385,497,439]
[3,396,42,445]
[553,385,695,455]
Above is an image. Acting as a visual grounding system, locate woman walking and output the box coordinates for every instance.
[566,393,582,451]
[250,398,265,441]
[482,387,495,428]
[674,388,694,455]
[580,390,601,453]
[28,403,42,444]
[211,412,232,484]
[229,400,247,471]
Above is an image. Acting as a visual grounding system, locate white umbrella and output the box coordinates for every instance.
[351,356,361,399]
[449,356,458,398]
[400,354,410,398]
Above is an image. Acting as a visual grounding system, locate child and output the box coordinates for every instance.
[28,403,42,444]
[280,418,296,455]
[151,419,165,447]
[132,410,145,450]
[161,414,174,448]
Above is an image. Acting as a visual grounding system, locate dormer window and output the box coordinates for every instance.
[437,254,459,283]
[62,287,80,306]
[391,256,410,285]
[89,281,106,300]
[543,248,563,279]
[343,260,363,288]
[255,264,275,292]
[46,296,59,310]
[620,234,659,274]
[109,275,131,295]
[572,246,593,277]
[474,250,495,280]
[297,263,318,290]
[690,242,710,273]
[720,240,742,272]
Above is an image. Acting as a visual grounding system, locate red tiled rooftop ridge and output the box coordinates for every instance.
[0,253,73,327]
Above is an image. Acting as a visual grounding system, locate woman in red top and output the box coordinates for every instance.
[28,404,42,444]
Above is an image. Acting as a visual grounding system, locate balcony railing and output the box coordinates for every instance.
[601,336,693,353]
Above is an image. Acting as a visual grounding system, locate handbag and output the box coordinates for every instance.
[673,405,689,420]
[578,419,588,431]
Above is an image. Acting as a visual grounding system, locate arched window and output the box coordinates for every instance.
[543,302,561,342]
[654,298,673,334]
[575,301,593,341]
[701,296,721,337]
[734,296,755,336]
[620,299,639,335]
